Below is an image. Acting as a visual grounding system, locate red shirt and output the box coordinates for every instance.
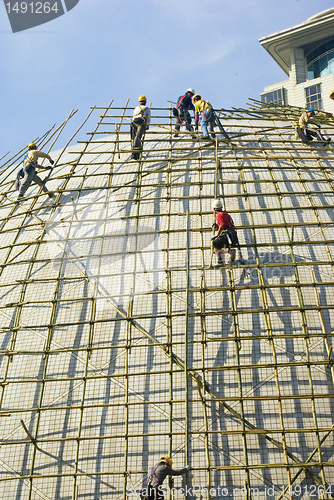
[216,211,235,231]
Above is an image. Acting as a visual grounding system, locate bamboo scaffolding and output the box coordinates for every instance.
[1,101,334,500]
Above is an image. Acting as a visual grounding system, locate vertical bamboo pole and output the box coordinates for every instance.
[184,210,190,489]
[167,106,174,493]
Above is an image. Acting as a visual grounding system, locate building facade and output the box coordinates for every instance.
[260,8,334,112]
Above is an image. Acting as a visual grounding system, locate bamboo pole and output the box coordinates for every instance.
[184,211,190,480]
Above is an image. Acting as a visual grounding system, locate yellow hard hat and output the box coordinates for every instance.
[329,90,334,100]
[160,456,172,467]
[192,94,201,103]
[138,95,147,102]
[28,142,37,149]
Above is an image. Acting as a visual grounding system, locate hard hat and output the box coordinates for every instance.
[192,94,201,103]
[138,95,147,102]
[212,199,223,210]
[307,109,315,114]
[160,456,173,467]
[28,142,37,149]
[186,88,195,94]
[329,90,334,99]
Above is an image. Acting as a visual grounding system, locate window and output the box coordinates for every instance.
[306,39,334,64]
[305,84,322,110]
[307,49,334,79]
[261,88,283,105]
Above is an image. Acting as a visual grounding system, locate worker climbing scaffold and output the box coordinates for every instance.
[193,94,229,141]
[131,95,151,160]
[296,109,331,144]
[173,88,196,138]
[140,456,190,500]
[211,199,239,265]
[193,94,216,140]
[15,142,55,201]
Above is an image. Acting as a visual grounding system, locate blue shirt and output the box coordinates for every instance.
[177,94,195,111]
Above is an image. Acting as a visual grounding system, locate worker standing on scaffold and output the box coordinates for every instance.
[211,199,239,265]
[173,88,196,138]
[192,94,216,140]
[15,143,55,201]
[141,456,190,499]
[131,95,151,159]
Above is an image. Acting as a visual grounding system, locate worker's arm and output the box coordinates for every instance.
[194,102,199,124]
[217,223,228,235]
[186,95,195,112]
[34,151,52,162]
[31,150,55,166]
[212,224,225,240]
[165,465,189,476]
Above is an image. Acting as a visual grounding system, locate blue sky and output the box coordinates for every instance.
[1,0,334,158]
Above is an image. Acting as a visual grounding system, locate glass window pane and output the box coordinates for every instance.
[305,84,322,110]
[307,49,334,80]
[261,90,283,105]
[328,53,334,74]
[313,60,320,78]
[320,55,329,76]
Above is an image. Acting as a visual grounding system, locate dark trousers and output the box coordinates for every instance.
[140,485,163,500]
[175,105,193,132]
[149,485,164,500]
[131,117,146,148]
[213,229,239,250]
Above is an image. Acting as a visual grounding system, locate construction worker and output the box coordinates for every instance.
[131,95,151,156]
[173,88,195,137]
[329,90,334,101]
[211,199,238,265]
[16,143,55,200]
[298,109,331,143]
[193,94,216,139]
[144,456,190,500]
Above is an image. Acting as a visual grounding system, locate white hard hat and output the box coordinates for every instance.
[186,88,195,94]
[213,199,223,209]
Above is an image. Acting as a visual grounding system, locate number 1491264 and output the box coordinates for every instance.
[5,2,60,14]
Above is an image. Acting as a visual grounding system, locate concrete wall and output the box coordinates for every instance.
[261,72,334,113]
[289,48,307,85]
